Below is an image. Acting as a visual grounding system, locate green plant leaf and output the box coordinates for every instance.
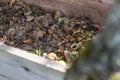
[57,18,69,25]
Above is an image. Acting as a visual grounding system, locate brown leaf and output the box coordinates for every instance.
[71,43,78,50]
[69,19,76,27]
[52,33,59,40]
[47,36,52,41]
[26,16,34,21]
[23,39,32,44]
[73,29,80,35]
[5,41,15,46]
[57,29,66,37]
[33,29,46,39]
[56,49,64,53]
[58,40,66,46]
[71,42,82,50]
[54,10,63,21]
[43,20,49,27]
[66,35,75,42]
[24,7,32,16]
[64,42,71,48]
[63,24,72,34]
[20,44,33,51]
[9,0,15,8]
[7,28,16,40]
[43,13,54,27]
[75,36,82,41]
[58,45,64,51]
[15,30,26,41]
[0,35,7,44]
[56,49,64,56]
[48,28,54,35]
[9,20,14,26]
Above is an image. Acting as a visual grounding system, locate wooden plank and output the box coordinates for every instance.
[0,43,67,80]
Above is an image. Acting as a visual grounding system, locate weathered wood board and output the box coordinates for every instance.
[0,43,67,80]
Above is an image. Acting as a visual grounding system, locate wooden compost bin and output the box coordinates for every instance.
[0,0,111,80]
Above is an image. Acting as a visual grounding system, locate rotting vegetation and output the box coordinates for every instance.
[0,0,102,65]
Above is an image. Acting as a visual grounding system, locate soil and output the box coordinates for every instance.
[0,0,102,63]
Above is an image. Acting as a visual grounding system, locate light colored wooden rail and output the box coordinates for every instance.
[0,43,67,80]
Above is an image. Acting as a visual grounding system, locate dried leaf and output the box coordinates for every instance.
[7,28,16,40]
[54,10,63,21]
[0,35,7,43]
[69,19,75,27]
[15,30,26,41]
[57,29,65,37]
[33,29,45,39]
[9,0,15,8]
[43,13,54,27]
[52,33,59,40]
[75,36,82,41]
[5,41,14,46]
[71,42,82,50]
[58,40,66,46]
[71,43,78,50]
[66,35,75,42]
[0,0,99,63]
[57,49,63,53]
[26,16,34,21]
[20,45,33,51]
[23,39,32,44]
[73,29,80,35]
[63,24,72,34]
[48,28,54,35]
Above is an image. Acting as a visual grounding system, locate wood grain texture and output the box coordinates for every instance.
[0,43,67,80]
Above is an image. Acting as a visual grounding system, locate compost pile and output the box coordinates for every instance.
[0,1,102,64]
